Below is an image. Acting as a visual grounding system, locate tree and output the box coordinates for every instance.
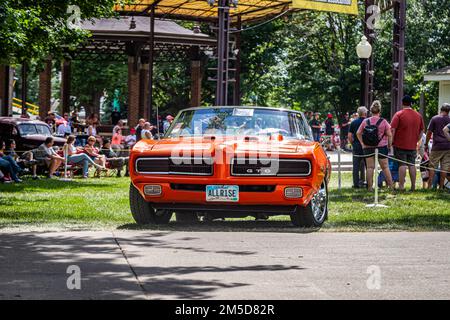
[0,0,116,65]
[238,0,450,122]
[240,11,361,122]
[71,59,128,119]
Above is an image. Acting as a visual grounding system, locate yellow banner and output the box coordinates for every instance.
[292,0,359,15]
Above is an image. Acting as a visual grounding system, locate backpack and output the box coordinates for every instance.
[362,118,385,147]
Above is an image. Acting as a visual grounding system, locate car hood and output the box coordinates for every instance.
[133,136,317,157]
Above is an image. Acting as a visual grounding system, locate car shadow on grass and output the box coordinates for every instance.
[117,220,321,234]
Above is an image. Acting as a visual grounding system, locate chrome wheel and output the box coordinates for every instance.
[311,183,327,223]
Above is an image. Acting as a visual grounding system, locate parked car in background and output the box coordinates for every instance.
[0,117,66,153]
[129,106,332,228]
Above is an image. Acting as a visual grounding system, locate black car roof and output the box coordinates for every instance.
[0,117,48,126]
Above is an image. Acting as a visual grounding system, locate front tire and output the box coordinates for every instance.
[129,183,172,225]
[290,181,328,228]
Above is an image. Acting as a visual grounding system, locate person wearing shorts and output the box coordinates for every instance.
[357,101,394,191]
[363,145,389,159]
[391,95,425,191]
[394,148,417,167]
[425,103,450,189]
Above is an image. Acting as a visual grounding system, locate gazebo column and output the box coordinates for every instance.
[233,16,242,106]
[391,0,406,118]
[215,0,231,106]
[0,65,14,117]
[190,46,202,107]
[139,61,150,121]
[39,58,52,119]
[128,56,140,127]
[191,61,202,107]
[148,5,155,125]
[61,59,72,114]
[21,62,28,117]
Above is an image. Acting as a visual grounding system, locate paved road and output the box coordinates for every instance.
[0,230,449,300]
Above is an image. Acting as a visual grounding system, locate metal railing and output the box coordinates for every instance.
[12,98,40,116]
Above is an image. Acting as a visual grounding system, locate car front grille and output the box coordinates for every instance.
[231,158,311,177]
[135,157,213,176]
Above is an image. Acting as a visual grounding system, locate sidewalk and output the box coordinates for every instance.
[1,230,449,300]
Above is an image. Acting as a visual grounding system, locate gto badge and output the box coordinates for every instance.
[246,168,272,175]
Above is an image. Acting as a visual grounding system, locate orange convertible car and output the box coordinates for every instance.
[129,106,331,228]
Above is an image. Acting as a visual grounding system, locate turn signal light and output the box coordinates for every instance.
[144,185,162,196]
[284,187,303,199]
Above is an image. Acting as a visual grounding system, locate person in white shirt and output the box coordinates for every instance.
[37,137,65,178]
[163,115,174,133]
[141,122,154,140]
[113,120,124,135]
[125,133,136,147]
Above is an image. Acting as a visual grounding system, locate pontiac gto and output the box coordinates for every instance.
[129,106,331,228]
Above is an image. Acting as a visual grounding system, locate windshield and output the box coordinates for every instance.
[18,123,52,137]
[166,108,312,140]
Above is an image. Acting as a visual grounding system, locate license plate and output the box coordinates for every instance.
[206,185,239,202]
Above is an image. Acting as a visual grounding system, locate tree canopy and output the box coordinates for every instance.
[0,0,116,64]
[239,0,450,122]
[3,1,450,123]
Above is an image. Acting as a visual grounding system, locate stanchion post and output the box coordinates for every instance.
[366,148,388,208]
[337,147,342,191]
[374,148,379,205]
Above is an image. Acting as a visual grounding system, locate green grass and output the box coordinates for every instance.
[0,173,449,231]
[0,177,134,230]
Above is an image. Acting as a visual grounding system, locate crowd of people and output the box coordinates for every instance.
[306,111,352,151]
[3,100,449,191]
[0,134,130,183]
[0,110,176,183]
[306,96,450,192]
[346,97,450,192]
[134,115,175,141]
[0,139,38,183]
[43,110,86,135]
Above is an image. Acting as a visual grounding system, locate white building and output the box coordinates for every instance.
[424,66,450,108]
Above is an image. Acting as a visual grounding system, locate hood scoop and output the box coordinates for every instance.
[203,136,216,141]
[243,136,259,142]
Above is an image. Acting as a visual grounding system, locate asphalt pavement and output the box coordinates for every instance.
[0,230,449,300]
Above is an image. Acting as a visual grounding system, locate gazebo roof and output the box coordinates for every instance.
[73,17,215,62]
[81,17,214,46]
[424,66,450,82]
[114,0,293,23]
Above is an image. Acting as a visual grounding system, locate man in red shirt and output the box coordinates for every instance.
[391,95,425,191]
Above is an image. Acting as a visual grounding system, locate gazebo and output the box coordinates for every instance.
[1,1,294,126]
[114,0,294,115]
[39,16,216,127]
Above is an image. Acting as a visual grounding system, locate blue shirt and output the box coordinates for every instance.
[349,117,365,153]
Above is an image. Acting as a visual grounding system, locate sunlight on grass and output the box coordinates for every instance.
[0,173,449,231]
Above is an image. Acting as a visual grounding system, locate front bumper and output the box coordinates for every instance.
[132,180,316,207]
